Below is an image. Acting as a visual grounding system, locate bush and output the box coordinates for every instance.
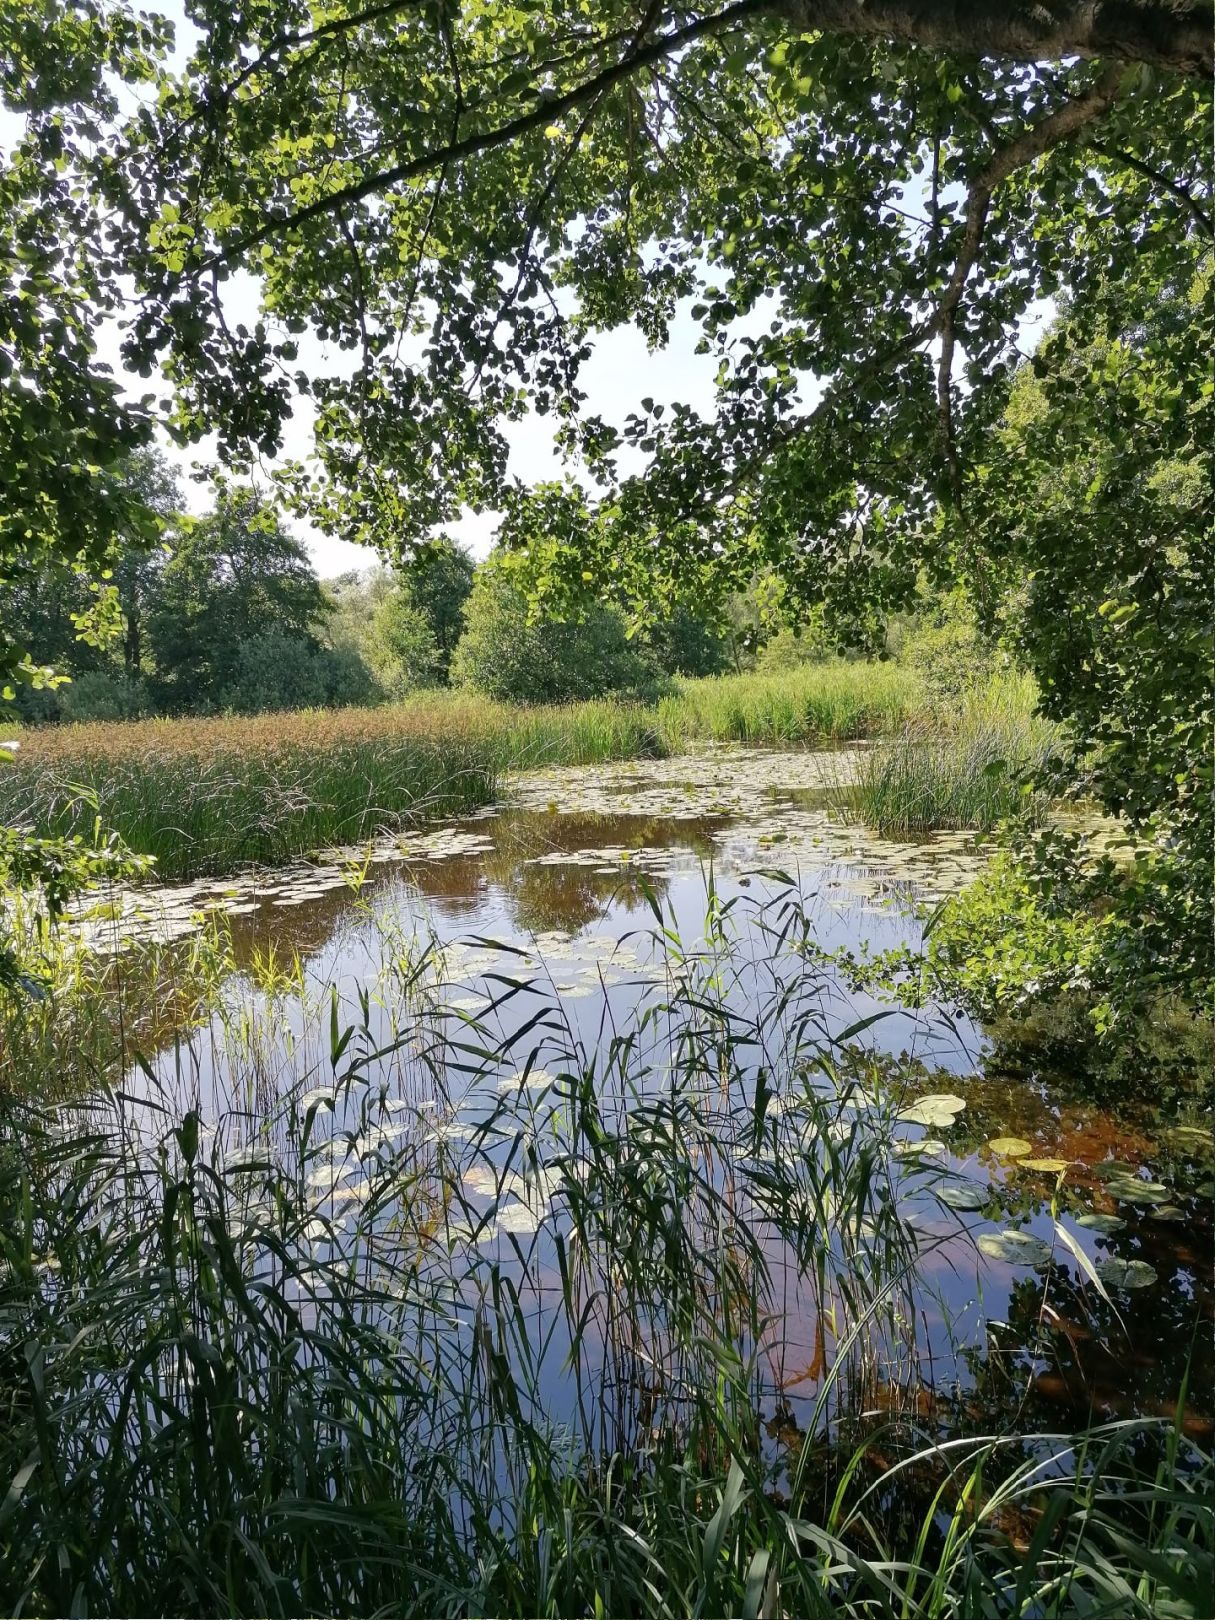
[218,631,378,715]
[59,671,153,723]
[451,565,668,704]
[898,594,1000,707]
[756,612,834,672]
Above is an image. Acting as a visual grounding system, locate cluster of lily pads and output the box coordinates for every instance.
[890,1087,1211,1294]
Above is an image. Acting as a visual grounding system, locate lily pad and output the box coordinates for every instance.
[1093,1257,1157,1290]
[1075,1212,1125,1235]
[938,1183,990,1212]
[898,1093,967,1129]
[1018,1157,1072,1174]
[895,1137,947,1159]
[987,1136,1033,1158]
[1106,1177,1171,1206]
[1149,1204,1186,1222]
[977,1230,1053,1266]
[1092,1160,1139,1181]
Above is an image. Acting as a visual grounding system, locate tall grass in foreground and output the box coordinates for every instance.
[1,893,1208,1617]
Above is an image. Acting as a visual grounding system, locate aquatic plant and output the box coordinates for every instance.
[827,703,1057,836]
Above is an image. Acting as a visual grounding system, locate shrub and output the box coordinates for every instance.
[218,631,377,714]
[451,565,668,704]
[58,670,153,723]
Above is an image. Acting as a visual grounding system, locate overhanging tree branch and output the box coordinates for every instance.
[189,0,1210,278]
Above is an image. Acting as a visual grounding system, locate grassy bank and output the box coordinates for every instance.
[1,899,1206,1618]
[0,666,930,881]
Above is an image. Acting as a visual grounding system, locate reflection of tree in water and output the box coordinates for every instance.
[475,810,721,938]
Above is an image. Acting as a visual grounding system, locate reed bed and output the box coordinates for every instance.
[661,660,923,745]
[0,666,1039,880]
[828,704,1059,836]
[0,892,1206,1618]
[0,696,666,880]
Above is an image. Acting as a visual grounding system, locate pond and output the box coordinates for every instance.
[73,745,1215,1461]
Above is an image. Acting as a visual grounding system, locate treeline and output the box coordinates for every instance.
[4,455,859,725]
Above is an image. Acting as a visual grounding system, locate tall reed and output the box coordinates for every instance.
[828,705,1059,836]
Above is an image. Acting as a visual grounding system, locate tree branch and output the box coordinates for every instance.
[1093,142,1214,236]
[194,0,776,275]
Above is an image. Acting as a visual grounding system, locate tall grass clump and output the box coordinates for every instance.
[660,660,923,746]
[829,703,1059,836]
[0,696,666,881]
[1,889,1209,1617]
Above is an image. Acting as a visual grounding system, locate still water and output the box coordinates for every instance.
[96,747,1213,1449]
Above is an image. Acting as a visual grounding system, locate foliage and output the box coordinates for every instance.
[755,611,834,673]
[216,629,376,715]
[834,836,1215,1093]
[645,603,733,677]
[401,539,476,677]
[0,4,171,701]
[969,274,1213,998]
[58,670,154,723]
[896,591,1008,709]
[0,449,180,721]
[451,561,668,704]
[146,485,329,712]
[366,589,442,695]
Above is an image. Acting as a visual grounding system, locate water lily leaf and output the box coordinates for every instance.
[895,1137,947,1159]
[1106,1177,1170,1206]
[898,1093,967,1128]
[1018,1157,1071,1174]
[1093,1257,1157,1290]
[1149,1205,1186,1222]
[1163,1125,1213,1155]
[938,1183,989,1212]
[1092,1160,1139,1181]
[1075,1212,1125,1235]
[987,1136,1033,1157]
[977,1230,1053,1266]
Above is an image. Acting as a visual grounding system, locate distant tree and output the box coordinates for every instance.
[367,591,442,696]
[645,605,732,678]
[451,561,667,704]
[217,628,376,714]
[147,487,327,711]
[403,541,476,679]
[0,448,180,721]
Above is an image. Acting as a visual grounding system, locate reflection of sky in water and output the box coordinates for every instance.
[114,754,1213,1447]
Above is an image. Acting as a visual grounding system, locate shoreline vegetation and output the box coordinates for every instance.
[0,664,1043,882]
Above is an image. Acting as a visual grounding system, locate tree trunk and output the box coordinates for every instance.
[780,1,1213,76]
